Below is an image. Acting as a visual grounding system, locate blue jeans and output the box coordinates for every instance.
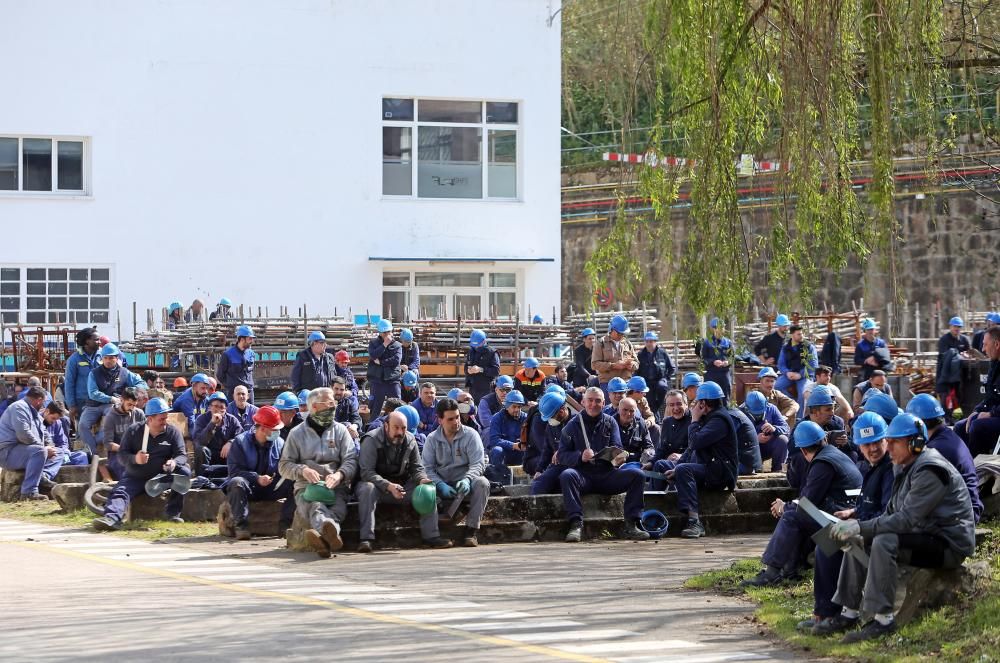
[775,375,811,417]
[79,404,111,453]
[103,467,191,523]
[0,444,48,495]
[559,465,645,522]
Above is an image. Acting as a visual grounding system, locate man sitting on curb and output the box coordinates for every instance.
[615,397,654,465]
[530,390,574,494]
[0,387,66,500]
[101,387,146,480]
[278,387,357,558]
[486,389,528,482]
[741,391,790,472]
[423,398,490,547]
[193,392,243,477]
[756,366,799,421]
[356,411,452,552]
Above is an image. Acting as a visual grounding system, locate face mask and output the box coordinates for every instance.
[548,418,561,427]
[311,408,335,428]
[458,403,472,415]
[266,430,281,442]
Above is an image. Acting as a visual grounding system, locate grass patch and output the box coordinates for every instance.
[0,500,218,541]
[685,519,1000,662]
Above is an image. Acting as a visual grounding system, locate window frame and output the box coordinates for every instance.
[0,263,112,326]
[381,266,520,320]
[0,135,91,196]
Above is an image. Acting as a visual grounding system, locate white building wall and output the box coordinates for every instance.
[0,0,561,336]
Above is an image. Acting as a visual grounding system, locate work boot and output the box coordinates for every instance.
[565,520,583,543]
[740,566,783,588]
[680,518,705,539]
[18,492,49,502]
[812,614,859,636]
[842,619,896,643]
[321,520,343,552]
[234,527,252,541]
[92,516,121,532]
[795,616,819,633]
[423,537,453,549]
[38,476,56,494]
[277,519,293,538]
[217,512,235,538]
[168,515,184,524]
[357,540,374,554]
[462,527,479,547]
[623,519,651,541]
[305,528,331,558]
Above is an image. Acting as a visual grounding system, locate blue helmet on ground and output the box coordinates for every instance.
[144,397,170,416]
[609,314,630,334]
[861,318,878,331]
[236,324,255,338]
[470,329,487,348]
[581,327,596,338]
[523,357,540,369]
[532,314,544,324]
[806,386,834,408]
[757,366,778,380]
[644,331,658,341]
[745,391,767,416]
[376,319,393,333]
[681,372,703,389]
[626,376,649,393]
[399,328,414,342]
[99,342,120,357]
[218,297,232,307]
[865,392,900,423]
[274,391,300,411]
[447,388,462,400]
[853,411,888,446]
[297,389,310,405]
[190,373,211,385]
[402,370,419,388]
[639,509,669,539]
[608,377,628,394]
[396,405,420,433]
[695,381,725,400]
[168,301,182,313]
[207,391,228,405]
[774,314,791,327]
[545,383,566,396]
[906,393,946,420]
[987,312,1000,324]
[538,391,568,422]
[794,421,827,448]
[504,390,526,407]
[496,375,514,389]
[885,414,928,452]
[949,316,964,327]
[307,330,326,344]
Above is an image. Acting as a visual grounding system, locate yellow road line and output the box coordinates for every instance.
[7,540,609,663]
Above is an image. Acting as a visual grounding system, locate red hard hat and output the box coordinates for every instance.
[335,350,350,362]
[253,405,283,429]
[99,336,111,346]
[173,377,188,388]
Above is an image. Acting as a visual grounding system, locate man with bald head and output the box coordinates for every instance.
[356,410,451,552]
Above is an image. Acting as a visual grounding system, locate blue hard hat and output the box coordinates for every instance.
[906,393,945,420]
[757,366,778,380]
[523,357,540,369]
[608,377,629,393]
[861,318,878,331]
[470,329,487,348]
[190,373,211,385]
[218,297,232,307]
[447,388,462,400]
[504,390,526,407]
[745,391,767,416]
[774,314,791,327]
[581,327,596,338]
[695,381,725,400]
[399,328,414,342]
[396,404,420,433]
[626,376,649,393]
[402,370,418,388]
[206,391,228,405]
[376,319,393,333]
[168,301,182,313]
[853,411,888,446]
[609,314,630,334]
[709,317,720,329]
[806,385,834,408]
[274,391,300,411]
[949,316,964,327]
[681,372,703,389]
[307,331,326,344]
[987,312,1000,324]
[496,375,514,389]
[865,392,900,423]
[297,389,310,405]
[99,343,120,357]
[532,314,544,324]
[144,397,170,416]
[644,331,658,341]
[236,324,255,338]
[639,509,669,539]
[886,413,927,442]
[538,391,568,422]
[545,383,566,397]
[794,421,827,448]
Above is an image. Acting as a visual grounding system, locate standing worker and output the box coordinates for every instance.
[217,325,256,403]
[701,318,733,398]
[935,316,971,421]
[399,328,421,376]
[591,314,638,395]
[367,319,403,417]
[291,331,337,392]
[973,312,1000,353]
[637,331,675,421]
[64,327,100,427]
[80,344,148,454]
[572,328,597,390]
[854,319,893,382]
[754,314,790,367]
[776,325,818,415]
[166,302,184,330]
[210,297,234,320]
[464,329,501,403]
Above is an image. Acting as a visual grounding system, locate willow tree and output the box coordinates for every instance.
[584,0,952,315]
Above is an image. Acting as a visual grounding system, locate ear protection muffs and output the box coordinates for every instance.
[908,414,928,453]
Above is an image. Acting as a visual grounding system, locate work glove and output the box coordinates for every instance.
[436,481,457,499]
[829,518,861,543]
[456,478,471,495]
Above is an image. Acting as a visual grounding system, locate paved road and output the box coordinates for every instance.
[0,519,795,662]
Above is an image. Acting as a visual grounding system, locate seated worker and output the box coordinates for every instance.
[615,397,654,466]
[227,385,259,431]
[331,376,362,441]
[398,328,421,376]
[477,375,513,430]
[742,419,862,587]
[410,382,439,435]
[804,412,894,635]
[356,410,452,551]
[852,370,893,414]
[756,366,799,421]
[486,389,528,480]
[664,381,739,539]
[625,376,657,427]
[422,398,490,547]
[92,397,190,530]
[955,326,1000,455]
[529,390,574,494]
[46,401,89,470]
[297,390,310,414]
[365,397,404,433]
[514,357,546,404]
[681,373,703,406]
[803,365,854,421]
[824,414,976,642]
[332,350,360,410]
[603,377,629,415]
[80,343,148,453]
[278,387,357,558]
[730,402,762,475]
[220,405,295,540]
[558,387,648,543]
[0,388,68,500]
[906,394,983,522]
[742,391,790,472]
[787,386,851,489]
[100,387,146,480]
[543,361,575,395]
[192,392,243,477]
[401,370,419,404]
[451,389,481,435]
[646,389,691,490]
[863,392,901,425]
[171,373,212,435]
[273,391,304,441]
[395,404,427,450]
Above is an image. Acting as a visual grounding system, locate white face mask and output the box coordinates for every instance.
[266,430,281,442]
[548,417,561,427]
[458,402,472,414]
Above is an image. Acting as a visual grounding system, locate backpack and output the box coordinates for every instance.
[820,331,842,374]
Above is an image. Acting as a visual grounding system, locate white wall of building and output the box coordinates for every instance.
[0,0,561,337]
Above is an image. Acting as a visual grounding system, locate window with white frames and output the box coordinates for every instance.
[0,136,87,194]
[382,270,519,320]
[382,99,519,199]
[0,266,111,325]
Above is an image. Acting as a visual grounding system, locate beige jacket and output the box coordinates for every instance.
[590,334,639,383]
[765,388,799,421]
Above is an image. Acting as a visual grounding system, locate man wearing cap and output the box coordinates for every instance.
[279,387,357,558]
[755,314,791,367]
[0,387,65,500]
[854,319,893,382]
[756,367,800,421]
[450,390,481,435]
[528,390,573,490]
[166,301,184,330]
[592,315,639,395]
[400,370,419,404]
[291,331,337,392]
[172,373,212,436]
[637,331,674,421]
[423,398,489,547]
[409,382,439,436]
[332,350,360,410]
[615,397,654,465]
[217,325,256,403]
[851,370,893,414]
[331,376,362,440]
[477,376,512,430]
[936,316,971,421]
[464,329,501,403]
[787,386,852,488]
[741,391,790,472]
[273,391,304,442]
[572,328,598,390]
[210,297,234,320]
[701,318,734,398]
[823,414,976,642]
[80,343,148,454]
[193,392,244,476]
[514,357,546,404]
[227,385,259,431]
[803,366,853,421]
[93,398,191,530]
[776,325,818,415]
[956,327,1000,455]
[487,390,528,478]
[625,376,658,428]
[367,320,403,418]
[220,405,295,540]
[398,328,421,376]
[973,312,1000,353]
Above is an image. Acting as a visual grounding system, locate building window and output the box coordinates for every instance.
[0,265,111,325]
[381,269,519,320]
[0,135,88,194]
[382,99,518,200]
